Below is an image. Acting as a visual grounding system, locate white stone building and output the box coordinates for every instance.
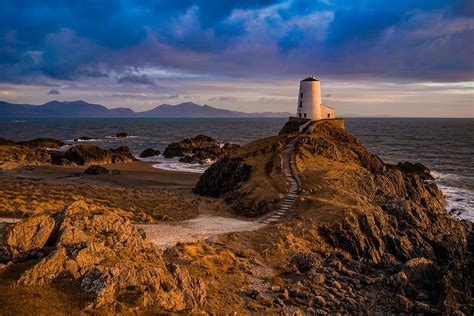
[296,76,336,120]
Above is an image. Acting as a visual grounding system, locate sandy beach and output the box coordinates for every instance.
[0,161,217,222]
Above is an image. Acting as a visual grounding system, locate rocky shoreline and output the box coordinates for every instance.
[0,121,472,314]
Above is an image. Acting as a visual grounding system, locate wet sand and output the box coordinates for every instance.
[4,161,200,189]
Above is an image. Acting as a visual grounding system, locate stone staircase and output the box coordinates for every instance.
[261,138,300,224]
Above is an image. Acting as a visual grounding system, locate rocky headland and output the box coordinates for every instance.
[191,119,473,314]
[0,121,472,314]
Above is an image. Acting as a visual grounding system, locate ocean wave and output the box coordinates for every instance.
[104,135,138,139]
[10,120,27,123]
[73,138,101,142]
[135,154,211,174]
[152,161,209,174]
[435,172,474,222]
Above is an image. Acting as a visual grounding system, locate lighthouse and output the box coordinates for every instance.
[296,76,335,121]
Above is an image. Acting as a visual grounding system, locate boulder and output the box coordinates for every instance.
[17,138,65,149]
[115,132,129,138]
[63,144,110,165]
[0,214,55,262]
[84,165,110,175]
[109,146,135,163]
[139,148,161,158]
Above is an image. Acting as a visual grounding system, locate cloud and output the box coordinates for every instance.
[0,0,472,84]
[47,89,60,95]
[117,74,157,86]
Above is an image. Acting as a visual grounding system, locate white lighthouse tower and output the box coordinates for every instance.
[296,76,335,121]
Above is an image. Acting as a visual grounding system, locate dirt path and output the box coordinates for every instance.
[137,216,264,248]
[0,216,264,249]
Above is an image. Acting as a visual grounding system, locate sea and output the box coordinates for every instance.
[1,117,472,221]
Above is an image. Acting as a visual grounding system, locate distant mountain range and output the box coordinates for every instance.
[0,100,291,118]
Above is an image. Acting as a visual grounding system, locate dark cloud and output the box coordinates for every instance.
[0,0,472,83]
[117,74,157,86]
[47,89,60,95]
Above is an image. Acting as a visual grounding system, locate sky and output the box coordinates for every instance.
[0,0,473,117]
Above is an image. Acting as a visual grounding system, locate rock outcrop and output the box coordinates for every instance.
[115,132,129,138]
[63,144,134,165]
[17,138,65,148]
[163,135,239,164]
[194,157,252,196]
[1,201,206,312]
[0,214,55,263]
[163,135,220,158]
[139,148,161,158]
[74,136,98,142]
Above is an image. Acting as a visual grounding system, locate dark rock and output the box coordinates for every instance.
[397,162,434,180]
[63,145,134,165]
[84,165,109,175]
[17,138,65,149]
[110,146,135,163]
[163,135,220,159]
[115,132,129,138]
[246,289,260,300]
[292,253,321,273]
[222,143,240,153]
[194,157,252,197]
[139,148,161,158]
[179,155,204,164]
[63,144,110,165]
[74,136,98,142]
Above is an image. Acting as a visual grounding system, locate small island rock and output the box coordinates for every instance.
[139,148,161,158]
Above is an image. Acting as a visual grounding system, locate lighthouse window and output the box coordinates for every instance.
[300,92,303,98]
[298,113,302,118]
[299,101,302,108]
[304,113,307,118]
[328,114,331,118]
